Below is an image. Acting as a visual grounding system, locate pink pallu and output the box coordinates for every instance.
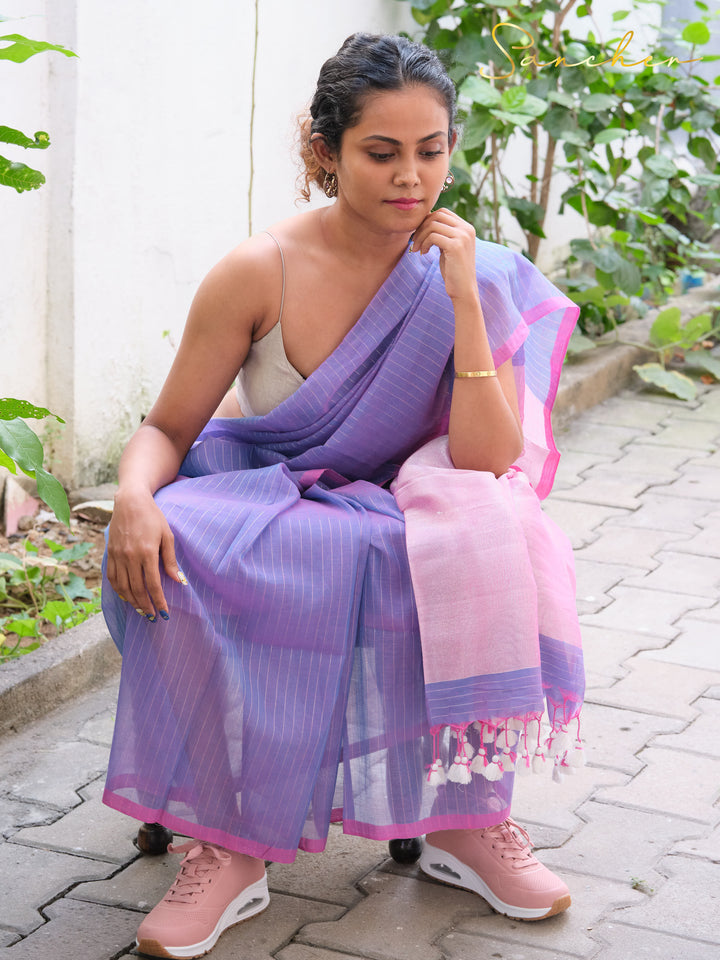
[102,239,583,862]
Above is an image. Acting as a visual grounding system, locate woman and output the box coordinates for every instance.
[103,33,584,960]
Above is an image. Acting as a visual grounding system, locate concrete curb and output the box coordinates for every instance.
[2,280,718,735]
[0,614,120,737]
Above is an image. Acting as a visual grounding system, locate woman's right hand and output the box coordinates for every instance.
[106,487,183,620]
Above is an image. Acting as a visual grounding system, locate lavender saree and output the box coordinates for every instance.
[102,239,583,863]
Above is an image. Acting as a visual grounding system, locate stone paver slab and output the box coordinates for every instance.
[541,500,628,550]
[556,421,649,456]
[3,898,139,960]
[671,819,720,861]
[6,739,109,809]
[574,558,638,615]
[595,746,720,823]
[609,443,699,480]
[70,845,192,911]
[552,449,615,490]
[440,930,581,959]
[683,602,720,623]
[651,464,720,501]
[574,526,683,571]
[452,872,644,957]
[551,470,651,510]
[579,586,713,639]
[277,947,367,960]
[297,871,482,960]
[641,419,720,450]
[0,842,115,935]
[541,799,703,883]
[77,709,117,747]
[590,922,720,959]
[510,764,627,833]
[605,492,717,533]
[638,619,720,672]
[613,855,720,943]
[652,697,720,758]
[667,516,720,558]
[0,798,59,838]
[622,551,720,597]
[587,658,720,720]
[268,826,387,906]
[580,625,669,685]
[13,776,138,864]
[581,395,677,430]
[202,893,343,960]
[580,702,684,776]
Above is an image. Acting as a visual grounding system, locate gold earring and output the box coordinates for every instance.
[441,172,455,193]
[323,171,338,199]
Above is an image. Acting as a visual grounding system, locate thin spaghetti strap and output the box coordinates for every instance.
[264,230,286,326]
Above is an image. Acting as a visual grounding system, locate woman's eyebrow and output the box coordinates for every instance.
[359,131,446,145]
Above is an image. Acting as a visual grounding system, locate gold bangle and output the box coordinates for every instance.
[454,369,497,378]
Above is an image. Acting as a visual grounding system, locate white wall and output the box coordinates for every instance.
[1,0,411,485]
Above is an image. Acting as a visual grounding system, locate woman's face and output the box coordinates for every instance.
[332,85,454,237]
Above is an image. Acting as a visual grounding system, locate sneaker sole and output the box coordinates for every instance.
[136,875,270,959]
[419,843,570,921]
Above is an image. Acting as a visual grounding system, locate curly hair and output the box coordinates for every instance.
[297,33,456,202]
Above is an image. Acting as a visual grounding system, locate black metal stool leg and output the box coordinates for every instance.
[388,837,423,864]
[136,821,174,855]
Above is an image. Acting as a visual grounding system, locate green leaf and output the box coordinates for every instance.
[0,418,44,473]
[689,136,716,169]
[0,154,44,192]
[581,93,619,112]
[461,110,497,150]
[0,33,77,62]
[0,399,64,422]
[594,128,629,144]
[640,177,669,206]
[681,313,712,347]
[696,352,720,379]
[644,154,677,178]
[59,573,94,601]
[0,448,17,473]
[649,307,682,347]
[547,90,575,108]
[682,21,710,45]
[34,466,70,525]
[39,599,74,624]
[0,126,49,150]
[501,86,527,110]
[460,75,502,107]
[633,363,697,400]
[3,617,41,638]
[489,110,538,126]
[566,329,596,354]
[0,553,24,572]
[505,197,546,237]
[47,540,90,563]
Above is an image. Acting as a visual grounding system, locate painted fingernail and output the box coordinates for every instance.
[159,610,170,621]
[177,571,188,585]
[135,608,144,616]
[117,594,127,602]
[145,613,157,623]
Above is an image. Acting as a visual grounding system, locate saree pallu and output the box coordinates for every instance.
[102,239,584,863]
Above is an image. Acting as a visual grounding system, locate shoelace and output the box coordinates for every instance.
[163,841,231,904]
[480,818,535,865]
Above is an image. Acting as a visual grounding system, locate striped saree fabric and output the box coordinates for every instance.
[101,239,583,862]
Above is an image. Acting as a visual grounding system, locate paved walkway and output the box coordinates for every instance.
[2,385,720,960]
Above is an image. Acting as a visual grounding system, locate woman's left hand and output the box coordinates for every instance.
[411,208,478,304]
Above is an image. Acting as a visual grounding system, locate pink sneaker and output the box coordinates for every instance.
[420,819,571,921]
[136,841,269,958]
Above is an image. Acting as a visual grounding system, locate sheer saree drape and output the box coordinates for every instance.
[102,240,582,862]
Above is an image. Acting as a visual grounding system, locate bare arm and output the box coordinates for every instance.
[411,208,523,475]
[106,235,275,616]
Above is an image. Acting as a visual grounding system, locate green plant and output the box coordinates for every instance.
[396,0,720,335]
[0,15,76,191]
[0,537,100,662]
[632,304,720,399]
[0,399,70,524]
